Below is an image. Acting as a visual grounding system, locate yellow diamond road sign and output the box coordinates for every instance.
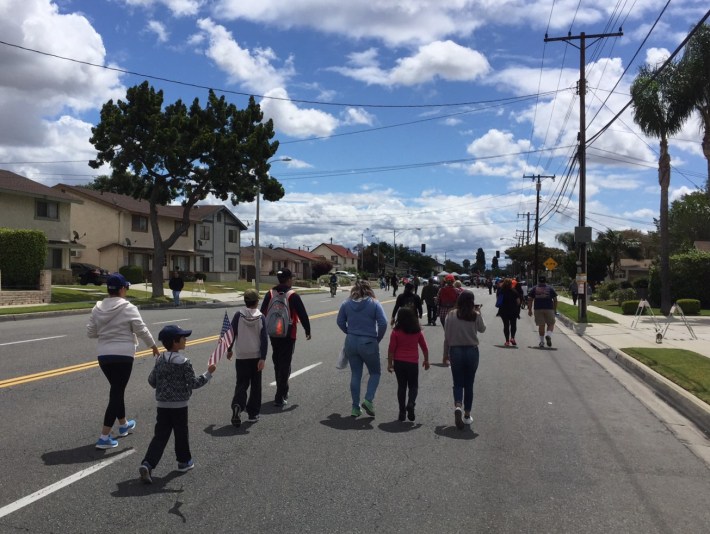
[544,257,558,270]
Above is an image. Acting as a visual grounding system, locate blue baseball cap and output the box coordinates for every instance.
[106,273,130,291]
[158,325,192,343]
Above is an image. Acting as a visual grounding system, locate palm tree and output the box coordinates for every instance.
[594,229,642,280]
[677,23,710,193]
[555,231,576,252]
[631,61,687,315]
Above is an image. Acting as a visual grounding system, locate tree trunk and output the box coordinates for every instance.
[659,137,671,315]
[703,116,710,195]
[149,208,165,298]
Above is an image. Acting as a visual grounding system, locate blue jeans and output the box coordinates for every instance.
[345,334,381,409]
[449,346,480,412]
[172,290,181,306]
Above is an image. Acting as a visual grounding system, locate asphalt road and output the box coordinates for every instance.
[1,287,709,533]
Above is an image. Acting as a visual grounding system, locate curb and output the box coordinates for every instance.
[557,314,710,437]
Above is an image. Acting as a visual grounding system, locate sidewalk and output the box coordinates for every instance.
[556,296,710,436]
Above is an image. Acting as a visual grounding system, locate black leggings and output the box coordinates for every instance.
[501,317,518,342]
[393,360,419,410]
[98,360,133,428]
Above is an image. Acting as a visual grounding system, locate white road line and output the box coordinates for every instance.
[0,449,135,520]
[269,362,322,386]
[0,335,67,347]
[152,319,192,325]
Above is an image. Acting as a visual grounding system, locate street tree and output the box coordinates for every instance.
[677,23,710,193]
[462,258,471,273]
[668,191,710,253]
[594,229,642,280]
[631,60,686,314]
[474,248,486,272]
[89,81,283,297]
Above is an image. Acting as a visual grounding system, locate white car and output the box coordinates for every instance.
[334,270,357,281]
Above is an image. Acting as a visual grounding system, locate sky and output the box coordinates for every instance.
[1,0,708,267]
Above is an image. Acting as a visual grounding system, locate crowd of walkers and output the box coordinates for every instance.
[87,268,556,484]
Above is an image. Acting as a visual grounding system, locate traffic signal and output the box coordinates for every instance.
[421,243,426,253]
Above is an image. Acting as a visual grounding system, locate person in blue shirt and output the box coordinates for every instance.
[336,280,388,417]
[527,276,558,348]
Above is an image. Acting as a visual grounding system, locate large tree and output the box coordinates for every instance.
[668,191,710,253]
[677,23,710,193]
[89,81,283,297]
[631,61,686,314]
[594,229,642,280]
[474,247,486,272]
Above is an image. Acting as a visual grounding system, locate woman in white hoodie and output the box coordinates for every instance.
[87,273,159,449]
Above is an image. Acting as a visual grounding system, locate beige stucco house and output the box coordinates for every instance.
[56,185,247,281]
[311,243,358,271]
[0,170,83,281]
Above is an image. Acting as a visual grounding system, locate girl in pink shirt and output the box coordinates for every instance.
[387,308,429,422]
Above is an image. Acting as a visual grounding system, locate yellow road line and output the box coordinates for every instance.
[1,299,395,389]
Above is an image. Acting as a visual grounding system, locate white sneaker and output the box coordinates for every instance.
[463,415,473,425]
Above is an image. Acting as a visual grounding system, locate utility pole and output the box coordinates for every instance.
[525,174,555,286]
[545,29,622,322]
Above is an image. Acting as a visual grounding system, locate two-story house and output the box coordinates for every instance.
[311,243,358,272]
[57,185,247,281]
[0,170,84,282]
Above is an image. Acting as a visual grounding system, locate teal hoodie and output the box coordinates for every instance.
[336,297,388,342]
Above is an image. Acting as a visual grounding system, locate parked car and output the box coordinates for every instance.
[334,270,357,281]
[71,262,109,286]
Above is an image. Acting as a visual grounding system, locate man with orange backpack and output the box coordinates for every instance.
[259,269,311,407]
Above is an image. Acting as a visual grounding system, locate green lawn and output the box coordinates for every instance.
[622,347,710,405]
[556,301,617,324]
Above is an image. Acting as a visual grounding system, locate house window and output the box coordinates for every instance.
[201,257,210,272]
[36,200,59,220]
[228,229,238,243]
[228,258,237,271]
[49,248,62,269]
[200,226,211,240]
[132,215,148,232]
[217,213,222,222]
[174,221,188,237]
[331,256,338,262]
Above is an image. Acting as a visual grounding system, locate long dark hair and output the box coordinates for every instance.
[394,307,421,334]
[455,290,478,322]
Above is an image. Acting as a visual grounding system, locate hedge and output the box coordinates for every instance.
[649,250,710,307]
[621,300,642,315]
[0,228,47,288]
[119,265,144,284]
[675,299,700,315]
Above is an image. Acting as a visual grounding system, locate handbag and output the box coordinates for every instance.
[336,346,349,369]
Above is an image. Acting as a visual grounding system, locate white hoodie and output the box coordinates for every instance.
[87,297,156,357]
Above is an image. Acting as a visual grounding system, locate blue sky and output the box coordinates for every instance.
[1,0,708,266]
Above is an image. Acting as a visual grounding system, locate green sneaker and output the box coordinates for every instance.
[351,407,362,418]
[361,399,375,417]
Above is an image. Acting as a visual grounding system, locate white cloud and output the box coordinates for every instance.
[196,18,294,94]
[260,88,340,138]
[147,20,169,43]
[340,107,375,126]
[0,0,125,177]
[331,41,490,87]
[122,0,204,17]
[670,185,698,202]
[644,47,671,68]
[464,129,532,177]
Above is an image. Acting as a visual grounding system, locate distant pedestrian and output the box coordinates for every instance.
[569,280,578,306]
[387,307,429,422]
[527,276,558,348]
[260,269,311,407]
[420,277,439,326]
[88,273,159,450]
[436,274,463,365]
[337,280,388,417]
[412,275,420,295]
[139,325,215,483]
[169,270,185,306]
[486,278,493,295]
[391,282,423,326]
[444,291,486,430]
[391,273,399,297]
[227,288,268,427]
[496,278,521,346]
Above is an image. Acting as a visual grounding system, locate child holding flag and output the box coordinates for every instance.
[226,289,268,427]
[139,325,215,484]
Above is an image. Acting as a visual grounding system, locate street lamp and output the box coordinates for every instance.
[255,157,291,293]
[393,227,421,271]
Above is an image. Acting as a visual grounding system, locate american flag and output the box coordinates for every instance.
[209,311,234,366]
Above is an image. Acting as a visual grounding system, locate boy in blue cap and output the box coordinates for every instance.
[139,325,216,484]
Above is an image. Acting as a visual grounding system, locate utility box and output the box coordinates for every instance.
[575,226,593,243]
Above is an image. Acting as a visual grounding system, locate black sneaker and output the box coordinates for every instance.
[398,409,406,422]
[454,408,464,430]
[231,405,242,427]
[247,414,260,423]
[139,462,153,484]
[407,405,415,422]
[545,335,552,347]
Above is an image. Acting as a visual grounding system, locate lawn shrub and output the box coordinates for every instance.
[621,300,642,315]
[0,228,46,288]
[612,287,636,305]
[649,250,710,307]
[675,299,700,315]
[119,265,143,284]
